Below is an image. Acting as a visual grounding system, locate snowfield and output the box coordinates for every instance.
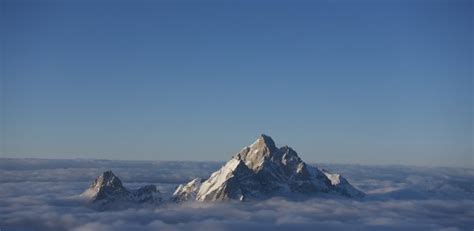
[0,158,473,231]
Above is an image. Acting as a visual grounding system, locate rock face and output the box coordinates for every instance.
[173,134,364,202]
[81,171,162,206]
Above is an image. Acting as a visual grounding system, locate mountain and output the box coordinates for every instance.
[173,134,364,202]
[81,171,162,206]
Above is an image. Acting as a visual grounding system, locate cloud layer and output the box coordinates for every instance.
[1,159,473,231]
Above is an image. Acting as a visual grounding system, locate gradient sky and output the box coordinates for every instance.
[1,0,472,167]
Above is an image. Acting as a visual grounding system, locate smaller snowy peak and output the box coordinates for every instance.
[81,171,162,206]
[322,170,341,186]
[278,145,304,170]
[81,171,128,202]
[172,178,202,202]
[321,169,365,198]
[92,170,124,190]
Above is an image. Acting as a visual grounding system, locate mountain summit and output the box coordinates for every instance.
[81,171,162,206]
[173,134,364,202]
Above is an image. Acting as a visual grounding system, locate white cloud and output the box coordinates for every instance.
[0,159,473,231]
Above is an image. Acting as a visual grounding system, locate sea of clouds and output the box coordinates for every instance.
[0,158,473,231]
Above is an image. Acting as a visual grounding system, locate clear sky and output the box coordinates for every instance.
[1,0,472,167]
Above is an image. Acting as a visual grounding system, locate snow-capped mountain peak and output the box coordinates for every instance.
[174,134,365,202]
[250,134,278,151]
[235,134,280,171]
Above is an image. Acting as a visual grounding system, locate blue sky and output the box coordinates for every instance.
[2,0,472,167]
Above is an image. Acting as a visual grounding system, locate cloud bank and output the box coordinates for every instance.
[0,159,473,231]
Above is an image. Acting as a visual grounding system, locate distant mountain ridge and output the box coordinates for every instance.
[81,134,364,206]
